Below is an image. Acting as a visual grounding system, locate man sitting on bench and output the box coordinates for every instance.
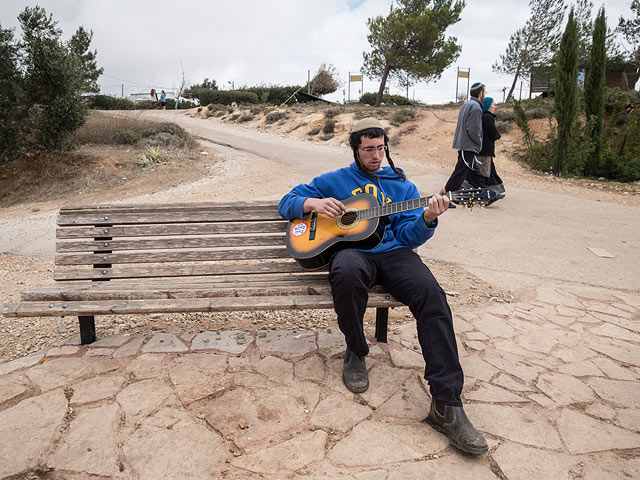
[277,117,487,455]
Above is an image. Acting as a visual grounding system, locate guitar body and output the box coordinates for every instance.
[286,193,385,269]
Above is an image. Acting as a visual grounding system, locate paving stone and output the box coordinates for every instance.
[70,374,126,405]
[527,393,555,408]
[464,382,528,403]
[590,311,640,332]
[84,347,115,357]
[0,375,29,405]
[615,408,640,432]
[387,453,497,479]
[557,360,602,377]
[591,357,637,381]
[493,373,535,392]
[535,285,583,308]
[91,335,132,347]
[482,351,545,384]
[167,353,229,404]
[180,332,196,342]
[112,337,144,358]
[368,344,386,358]
[191,330,254,354]
[46,345,80,356]
[582,453,640,480]
[141,333,188,353]
[378,375,430,421]
[293,355,324,382]
[360,362,412,408]
[232,371,279,389]
[587,337,640,366]
[228,356,251,371]
[317,330,346,358]
[536,373,595,406]
[123,408,227,480]
[585,402,617,421]
[116,378,179,425]
[254,355,294,383]
[310,392,372,431]
[516,328,580,354]
[231,430,327,474]
[0,389,68,478]
[256,330,317,359]
[329,420,448,466]
[465,404,563,449]
[0,353,44,376]
[552,346,597,363]
[473,314,517,338]
[460,355,499,382]
[585,302,634,318]
[48,403,119,476]
[492,442,578,480]
[465,331,489,341]
[590,323,640,343]
[587,377,640,408]
[389,347,424,369]
[453,317,474,333]
[26,357,119,392]
[125,353,165,380]
[200,386,308,448]
[464,340,486,351]
[557,408,640,454]
[355,470,388,480]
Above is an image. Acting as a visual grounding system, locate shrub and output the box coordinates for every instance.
[87,95,135,110]
[360,93,413,106]
[320,134,334,141]
[390,109,416,125]
[265,111,287,124]
[137,146,163,166]
[238,114,254,123]
[324,107,341,118]
[115,128,140,145]
[495,120,513,134]
[230,113,240,122]
[322,119,337,134]
[495,110,515,122]
[308,127,321,135]
[243,85,303,105]
[198,89,259,106]
[525,107,550,119]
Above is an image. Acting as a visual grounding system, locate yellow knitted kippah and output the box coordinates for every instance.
[350,117,383,134]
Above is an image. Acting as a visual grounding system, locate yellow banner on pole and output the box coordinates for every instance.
[350,74,362,82]
[458,71,469,78]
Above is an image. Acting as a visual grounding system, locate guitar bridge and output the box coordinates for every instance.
[309,212,318,241]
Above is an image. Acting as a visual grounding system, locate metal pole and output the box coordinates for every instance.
[348,71,351,103]
[122,84,124,98]
[308,69,310,94]
[466,69,470,99]
[519,81,522,100]
[456,67,459,102]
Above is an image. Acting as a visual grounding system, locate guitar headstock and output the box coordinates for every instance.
[448,188,497,207]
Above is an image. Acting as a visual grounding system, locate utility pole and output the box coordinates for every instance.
[121,84,124,98]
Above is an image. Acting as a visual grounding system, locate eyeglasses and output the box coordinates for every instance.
[359,145,388,153]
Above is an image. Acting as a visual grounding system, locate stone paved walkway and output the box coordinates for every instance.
[1,283,639,479]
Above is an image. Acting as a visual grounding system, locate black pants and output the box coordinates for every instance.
[329,247,464,406]
[445,150,490,192]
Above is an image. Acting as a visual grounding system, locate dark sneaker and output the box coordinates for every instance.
[426,399,488,454]
[342,349,369,393]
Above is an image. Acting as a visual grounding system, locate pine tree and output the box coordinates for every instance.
[583,7,607,176]
[362,0,464,107]
[493,0,566,101]
[554,8,579,176]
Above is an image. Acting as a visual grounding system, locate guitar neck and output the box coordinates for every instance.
[358,194,448,220]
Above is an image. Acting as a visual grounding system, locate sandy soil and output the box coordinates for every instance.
[1,104,638,361]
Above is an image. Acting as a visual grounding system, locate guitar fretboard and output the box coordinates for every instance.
[358,195,435,220]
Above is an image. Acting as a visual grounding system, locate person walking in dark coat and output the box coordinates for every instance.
[476,97,505,199]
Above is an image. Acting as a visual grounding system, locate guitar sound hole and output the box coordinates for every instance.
[341,212,357,226]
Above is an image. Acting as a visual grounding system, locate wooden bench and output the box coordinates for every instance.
[3,202,402,344]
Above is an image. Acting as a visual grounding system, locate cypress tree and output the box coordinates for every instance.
[584,7,607,176]
[554,9,579,176]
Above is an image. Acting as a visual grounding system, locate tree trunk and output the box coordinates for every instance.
[375,64,392,107]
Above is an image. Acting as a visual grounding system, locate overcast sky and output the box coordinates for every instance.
[0,0,634,105]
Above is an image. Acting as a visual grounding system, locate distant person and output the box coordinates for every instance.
[150,88,158,108]
[444,82,488,192]
[476,97,505,201]
[160,90,166,110]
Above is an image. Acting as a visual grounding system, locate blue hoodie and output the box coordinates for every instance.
[278,162,436,254]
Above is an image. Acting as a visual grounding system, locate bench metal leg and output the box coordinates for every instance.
[375,307,388,343]
[79,316,96,345]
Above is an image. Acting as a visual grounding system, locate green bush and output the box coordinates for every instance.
[324,107,341,118]
[308,127,321,135]
[390,109,416,125]
[198,89,260,106]
[243,85,303,105]
[115,128,140,145]
[238,114,253,123]
[322,119,337,133]
[265,111,287,124]
[360,93,413,106]
[87,95,135,110]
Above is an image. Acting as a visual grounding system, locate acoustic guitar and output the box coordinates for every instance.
[285,188,496,269]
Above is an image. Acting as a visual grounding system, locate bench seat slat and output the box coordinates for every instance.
[58,211,283,226]
[59,202,280,213]
[3,293,401,317]
[56,247,289,266]
[56,235,286,253]
[56,222,288,239]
